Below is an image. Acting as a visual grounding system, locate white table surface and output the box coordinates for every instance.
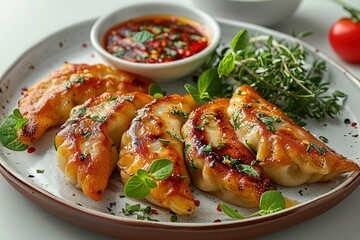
[1,0,359,239]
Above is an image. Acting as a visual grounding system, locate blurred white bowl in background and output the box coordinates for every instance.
[191,0,302,27]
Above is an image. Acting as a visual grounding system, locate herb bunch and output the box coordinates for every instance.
[189,29,346,126]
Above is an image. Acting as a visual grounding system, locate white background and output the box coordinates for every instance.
[0,0,359,239]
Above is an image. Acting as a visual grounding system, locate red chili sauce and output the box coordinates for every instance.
[103,15,208,63]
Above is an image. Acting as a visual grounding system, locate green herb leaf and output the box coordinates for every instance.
[184,83,202,104]
[236,164,259,177]
[219,203,245,219]
[149,159,174,180]
[232,109,241,129]
[230,29,249,52]
[170,109,189,119]
[218,52,235,77]
[148,83,166,97]
[124,175,151,198]
[90,115,105,122]
[132,30,154,43]
[122,203,141,216]
[198,68,221,98]
[259,190,286,214]
[245,139,256,154]
[0,114,28,151]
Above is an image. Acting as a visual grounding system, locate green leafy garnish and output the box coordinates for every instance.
[0,109,28,151]
[124,159,174,198]
[220,190,286,220]
[185,67,229,104]
[12,109,28,129]
[90,115,105,122]
[236,164,259,177]
[259,190,286,214]
[189,29,346,125]
[148,83,166,98]
[219,203,245,219]
[132,30,155,43]
[122,202,158,222]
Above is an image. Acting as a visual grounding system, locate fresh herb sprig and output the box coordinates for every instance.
[124,159,174,198]
[187,29,346,126]
[220,190,286,220]
[0,109,28,151]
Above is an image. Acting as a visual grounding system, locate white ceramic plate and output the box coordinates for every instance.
[0,18,359,240]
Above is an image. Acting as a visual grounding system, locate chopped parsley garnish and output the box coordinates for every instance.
[121,96,135,102]
[74,107,86,117]
[108,96,117,101]
[245,139,257,154]
[73,77,85,83]
[90,115,106,122]
[170,109,189,119]
[232,109,241,129]
[306,142,327,154]
[189,159,198,171]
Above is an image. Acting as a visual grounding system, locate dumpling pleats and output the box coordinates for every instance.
[182,98,276,208]
[55,92,153,200]
[18,63,152,145]
[119,94,198,215]
[228,84,359,186]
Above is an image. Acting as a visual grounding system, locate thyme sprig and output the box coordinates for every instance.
[188,29,346,126]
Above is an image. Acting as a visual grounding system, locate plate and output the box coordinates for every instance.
[0,18,359,240]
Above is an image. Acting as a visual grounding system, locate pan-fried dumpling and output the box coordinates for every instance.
[119,94,198,215]
[228,84,359,186]
[18,63,152,145]
[182,98,276,208]
[55,92,153,200]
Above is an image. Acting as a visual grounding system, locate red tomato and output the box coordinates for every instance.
[329,18,360,63]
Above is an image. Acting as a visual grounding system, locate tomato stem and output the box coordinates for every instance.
[334,0,360,22]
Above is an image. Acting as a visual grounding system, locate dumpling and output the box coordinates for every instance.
[119,94,198,215]
[18,63,152,145]
[228,84,359,186]
[55,92,153,200]
[182,98,276,208]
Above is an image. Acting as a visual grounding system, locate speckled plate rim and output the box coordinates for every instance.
[0,17,360,240]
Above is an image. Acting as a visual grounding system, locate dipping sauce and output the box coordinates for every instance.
[102,15,208,63]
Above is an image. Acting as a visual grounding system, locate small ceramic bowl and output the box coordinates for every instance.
[191,0,302,27]
[90,2,221,82]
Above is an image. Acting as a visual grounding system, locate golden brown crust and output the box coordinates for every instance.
[18,63,152,145]
[228,84,359,186]
[182,98,276,208]
[119,94,198,215]
[55,92,153,201]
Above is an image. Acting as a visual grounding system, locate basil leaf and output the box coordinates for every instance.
[124,175,150,198]
[148,83,165,97]
[259,190,285,214]
[185,83,202,104]
[218,52,235,77]
[132,30,154,43]
[230,29,249,52]
[0,115,28,151]
[219,203,244,219]
[149,158,174,180]
[198,67,223,99]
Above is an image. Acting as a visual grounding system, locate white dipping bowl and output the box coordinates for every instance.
[90,2,221,82]
[192,0,302,27]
